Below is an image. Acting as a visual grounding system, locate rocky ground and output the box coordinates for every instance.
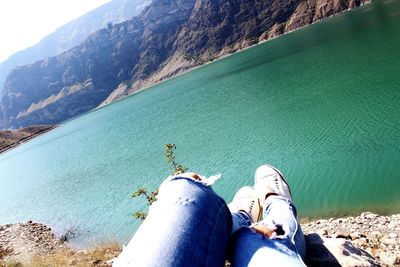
[302,212,400,266]
[0,125,56,153]
[1,212,399,266]
[0,222,120,266]
[0,222,67,264]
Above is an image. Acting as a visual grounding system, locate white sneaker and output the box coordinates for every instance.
[228,186,262,223]
[254,165,292,206]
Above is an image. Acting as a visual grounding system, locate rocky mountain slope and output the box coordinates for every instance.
[0,125,55,153]
[0,0,370,129]
[0,0,151,95]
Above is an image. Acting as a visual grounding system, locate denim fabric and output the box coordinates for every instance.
[114,177,306,267]
[229,196,307,267]
[231,211,252,233]
[114,176,232,267]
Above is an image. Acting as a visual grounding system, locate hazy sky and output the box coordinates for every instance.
[0,0,111,63]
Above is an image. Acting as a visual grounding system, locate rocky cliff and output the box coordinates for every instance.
[0,0,370,129]
[0,0,151,95]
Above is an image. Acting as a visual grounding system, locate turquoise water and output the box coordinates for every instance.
[0,0,399,247]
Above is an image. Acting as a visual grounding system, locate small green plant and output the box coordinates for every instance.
[165,144,187,175]
[132,144,187,220]
[132,188,159,220]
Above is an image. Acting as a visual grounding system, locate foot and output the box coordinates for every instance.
[228,186,262,223]
[254,165,292,206]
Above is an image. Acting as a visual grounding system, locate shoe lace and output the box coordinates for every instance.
[249,200,254,211]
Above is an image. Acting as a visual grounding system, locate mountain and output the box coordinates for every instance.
[0,0,370,129]
[0,0,151,94]
[0,125,55,153]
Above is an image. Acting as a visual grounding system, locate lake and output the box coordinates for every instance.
[0,0,399,247]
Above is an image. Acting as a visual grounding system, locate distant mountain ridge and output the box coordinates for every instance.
[0,0,370,129]
[0,0,151,94]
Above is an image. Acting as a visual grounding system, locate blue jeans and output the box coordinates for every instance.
[230,196,306,266]
[114,176,306,266]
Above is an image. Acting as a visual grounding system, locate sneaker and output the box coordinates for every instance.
[228,186,262,223]
[254,165,292,206]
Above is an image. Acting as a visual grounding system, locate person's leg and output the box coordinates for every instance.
[228,186,262,233]
[114,174,232,267]
[229,165,306,267]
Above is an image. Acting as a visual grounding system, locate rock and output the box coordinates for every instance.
[301,211,400,266]
[305,234,379,267]
[334,232,350,239]
[350,232,366,240]
[0,222,68,263]
[106,259,114,265]
[77,250,88,255]
[381,236,398,246]
[68,259,77,265]
[379,251,400,266]
[353,238,368,247]
[389,233,398,238]
[369,231,383,239]
[317,229,329,236]
[365,247,381,257]
[362,212,378,219]
[92,259,102,264]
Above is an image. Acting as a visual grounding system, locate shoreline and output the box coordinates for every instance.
[302,212,400,266]
[1,211,398,266]
[0,221,119,266]
[98,0,372,109]
[0,125,57,155]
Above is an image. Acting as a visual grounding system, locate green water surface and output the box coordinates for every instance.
[0,0,399,247]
